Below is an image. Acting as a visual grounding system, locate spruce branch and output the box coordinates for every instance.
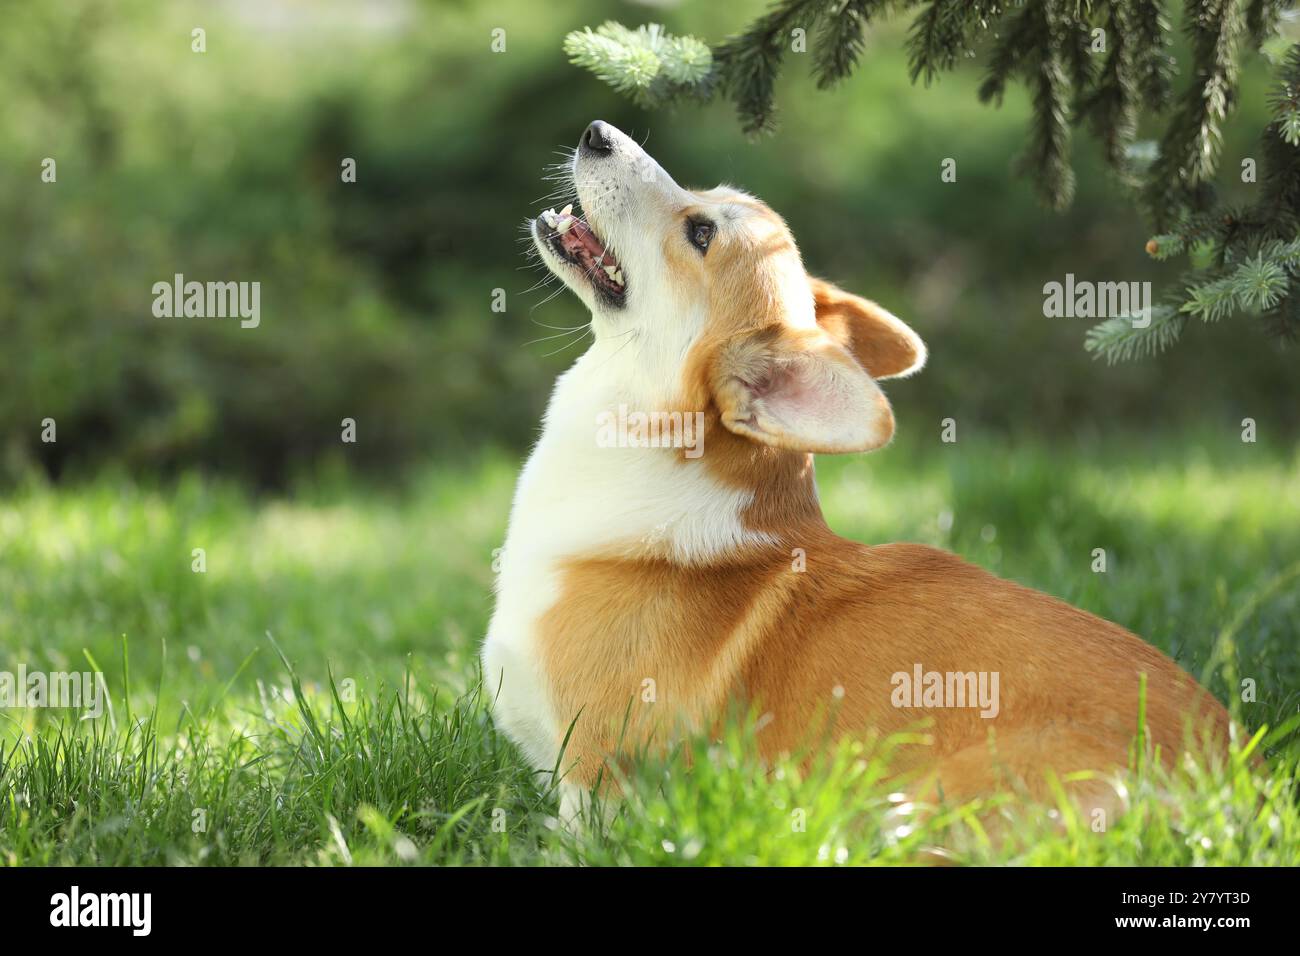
[1017,1,1076,210]
[714,0,829,134]
[1145,232,1188,259]
[1076,0,1138,176]
[1131,0,1177,107]
[563,22,711,109]
[1262,277,1300,340]
[1085,304,1186,363]
[908,0,1000,86]
[977,2,1041,106]
[1234,252,1290,309]
[815,0,893,89]
[1181,273,1243,320]
[1245,0,1285,46]
[1268,43,1300,145]
[1144,0,1248,227]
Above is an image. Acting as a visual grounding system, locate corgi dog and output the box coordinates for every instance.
[483,120,1232,822]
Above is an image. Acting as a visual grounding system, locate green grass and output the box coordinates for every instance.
[1,431,1298,865]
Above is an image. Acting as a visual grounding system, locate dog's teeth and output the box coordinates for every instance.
[541,208,558,227]
[603,264,617,279]
[560,204,573,217]
[613,269,625,286]
[556,217,575,234]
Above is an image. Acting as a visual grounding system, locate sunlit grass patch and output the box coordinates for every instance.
[0,433,1297,865]
[3,657,1295,867]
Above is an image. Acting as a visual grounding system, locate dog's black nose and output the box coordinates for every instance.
[581,120,614,155]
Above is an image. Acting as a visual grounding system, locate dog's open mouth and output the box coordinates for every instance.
[536,204,626,305]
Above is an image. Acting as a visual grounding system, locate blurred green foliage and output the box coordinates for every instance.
[1,0,1294,486]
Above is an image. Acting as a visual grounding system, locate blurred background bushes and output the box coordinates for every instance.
[1,0,1294,487]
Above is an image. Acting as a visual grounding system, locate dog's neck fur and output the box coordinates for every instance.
[500,336,784,576]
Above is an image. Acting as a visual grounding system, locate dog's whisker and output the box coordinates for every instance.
[520,276,555,295]
[532,283,570,309]
[588,325,639,371]
[529,318,587,331]
[535,325,593,357]
[521,326,592,348]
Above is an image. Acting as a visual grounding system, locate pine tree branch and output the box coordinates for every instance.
[907,0,1001,86]
[1144,0,1248,228]
[714,0,830,134]
[978,2,1042,106]
[1076,1,1138,177]
[1130,0,1176,107]
[1085,304,1186,363]
[815,1,905,89]
[1262,277,1300,341]
[1017,1,1076,210]
[563,22,712,109]
[1245,0,1285,47]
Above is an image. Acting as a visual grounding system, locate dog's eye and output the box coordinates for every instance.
[687,219,714,254]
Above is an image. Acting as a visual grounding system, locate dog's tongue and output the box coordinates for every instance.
[560,218,611,263]
[542,206,619,268]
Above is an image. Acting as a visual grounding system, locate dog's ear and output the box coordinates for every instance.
[810,277,926,380]
[711,326,895,454]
